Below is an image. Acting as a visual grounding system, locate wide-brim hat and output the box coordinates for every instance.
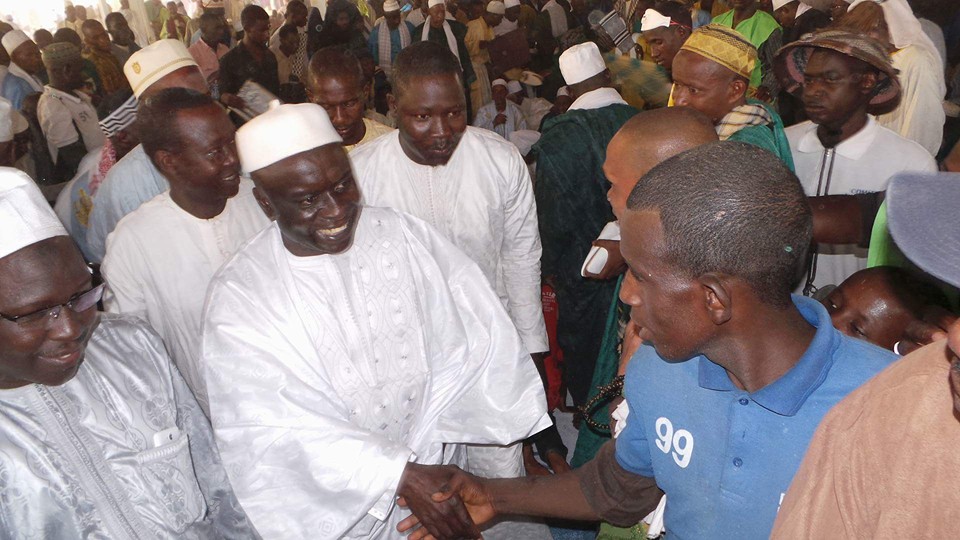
[775,29,901,115]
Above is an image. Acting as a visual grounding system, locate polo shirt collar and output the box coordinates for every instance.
[697,294,840,417]
[795,116,880,161]
[43,85,83,104]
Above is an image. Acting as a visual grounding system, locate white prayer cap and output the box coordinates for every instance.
[236,102,343,175]
[559,42,606,85]
[124,39,199,98]
[0,99,13,143]
[556,86,570,97]
[505,0,521,7]
[487,1,506,14]
[509,130,540,156]
[772,0,797,10]
[2,30,31,56]
[383,0,401,11]
[640,9,671,32]
[491,78,508,88]
[428,0,444,8]
[0,167,69,259]
[506,80,522,94]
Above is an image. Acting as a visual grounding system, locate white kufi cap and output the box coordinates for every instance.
[559,42,606,85]
[383,0,401,11]
[487,1,506,14]
[0,98,13,143]
[505,0,521,8]
[772,0,797,10]
[2,31,31,56]
[506,80,522,94]
[428,0,445,8]
[124,39,199,98]
[491,78,507,88]
[0,168,69,259]
[640,9,670,32]
[237,102,343,175]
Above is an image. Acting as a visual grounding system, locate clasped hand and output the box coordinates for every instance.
[397,465,493,540]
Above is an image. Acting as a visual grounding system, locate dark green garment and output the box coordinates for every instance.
[727,100,796,172]
[533,103,637,405]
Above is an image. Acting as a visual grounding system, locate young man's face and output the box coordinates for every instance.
[83,22,113,53]
[393,73,467,166]
[161,105,242,207]
[823,271,917,351]
[11,42,43,75]
[280,31,300,56]
[671,51,743,124]
[308,74,367,146]
[429,5,447,27]
[773,1,799,28]
[106,16,135,45]
[201,18,226,43]
[385,9,402,29]
[801,50,872,130]
[643,26,686,72]
[245,18,271,45]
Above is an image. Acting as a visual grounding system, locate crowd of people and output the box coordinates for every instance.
[1,0,959,538]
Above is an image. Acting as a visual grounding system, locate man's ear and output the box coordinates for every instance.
[859,71,879,98]
[728,76,748,105]
[698,273,733,326]
[387,92,397,111]
[153,149,179,178]
[252,186,277,220]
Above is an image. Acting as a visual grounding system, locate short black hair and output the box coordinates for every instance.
[653,1,692,29]
[391,40,463,98]
[626,141,812,307]
[199,11,223,27]
[104,12,126,27]
[278,23,300,40]
[97,88,134,120]
[52,27,82,47]
[138,87,217,160]
[286,0,307,14]
[308,46,365,85]
[241,4,269,29]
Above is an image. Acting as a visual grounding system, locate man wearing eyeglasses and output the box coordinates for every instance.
[0,167,258,538]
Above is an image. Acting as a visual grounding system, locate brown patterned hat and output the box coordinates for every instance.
[775,28,901,115]
[680,24,757,81]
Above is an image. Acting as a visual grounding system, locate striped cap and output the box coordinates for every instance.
[98,94,139,138]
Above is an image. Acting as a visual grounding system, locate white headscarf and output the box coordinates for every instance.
[0,168,69,259]
[847,0,940,60]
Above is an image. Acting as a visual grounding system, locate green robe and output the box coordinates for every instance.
[712,9,780,89]
[727,99,796,172]
[533,103,638,405]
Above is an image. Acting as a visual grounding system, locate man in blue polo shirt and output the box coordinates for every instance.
[397,141,897,540]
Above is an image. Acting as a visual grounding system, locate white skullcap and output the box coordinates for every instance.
[559,42,606,85]
[0,167,69,259]
[487,1,506,14]
[509,130,540,156]
[0,98,13,143]
[772,0,797,10]
[383,0,401,11]
[491,78,507,88]
[2,30,31,56]
[556,86,570,97]
[428,0,444,8]
[237,102,342,175]
[640,9,670,32]
[505,0,521,8]
[506,80,522,94]
[124,39,198,98]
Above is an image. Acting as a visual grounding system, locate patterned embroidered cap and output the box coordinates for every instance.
[774,28,901,114]
[40,42,82,69]
[679,24,757,81]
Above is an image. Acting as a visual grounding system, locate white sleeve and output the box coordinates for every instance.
[101,226,148,315]
[38,95,80,157]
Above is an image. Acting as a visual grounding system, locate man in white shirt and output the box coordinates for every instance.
[0,168,258,538]
[777,29,936,292]
[0,31,44,111]
[200,102,550,539]
[86,39,208,262]
[473,78,527,138]
[37,43,105,183]
[506,79,553,131]
[306,46,394,152]
[101,89,268,413]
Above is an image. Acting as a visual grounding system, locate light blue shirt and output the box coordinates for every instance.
[86,144,168,263]
[368,21,416,66]
[615,295,896,539]
[1,72,41,111]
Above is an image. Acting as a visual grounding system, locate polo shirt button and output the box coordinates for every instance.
[733,457,743,468]
[738,398,749,405]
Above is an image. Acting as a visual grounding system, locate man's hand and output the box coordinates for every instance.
[898,305,958,355]
[397,463,481,540]
[398,467,495,540]
[582,239,627,280]
[494,113,507,126]
[220,92,247,110]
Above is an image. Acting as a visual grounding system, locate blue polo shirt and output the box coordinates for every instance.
[615,295,896,539]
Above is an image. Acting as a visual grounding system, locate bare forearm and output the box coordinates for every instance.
[486,473,599,522]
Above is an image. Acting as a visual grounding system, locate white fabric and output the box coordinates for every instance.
[559,42,606,85]
[508,129,540,156]
[847,0,940,61]
[918,18,947,69]
[375,18,411,74]
[568,86,628,111]
[351,128,548,354]
[421,19,461,65]
[1,30,29,56]
[0,315,259,538]
[507,80,523,94]
[406,8,426,27]
[237,103,342,174]
[0,97,12,143]
[518,96,553,128]
[120,7,153,47]
[201,207,550,539]
[383,0,400,11]
[786,117,937,289]
[487,1,506,14]
[491,78,507,88]
[102,180,270,414]
[37,86,106,164]
[772,0,797,11]
[124,39,198,97]
[506,0,521,8]
[557,85,570,97]
[0,167,68,259]
[7,63,43,93]
[473,100,528,139]
[640,8,670,32]
[796,2,813,17]
[494,17,519,36]
[0,65,7,96]
[428,0,444,7]
[877,45,946,156]
[542,0,568,38]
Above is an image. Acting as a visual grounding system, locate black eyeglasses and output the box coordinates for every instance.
[0,283,105,327]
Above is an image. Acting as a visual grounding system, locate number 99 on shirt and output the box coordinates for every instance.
[654,417,694,469]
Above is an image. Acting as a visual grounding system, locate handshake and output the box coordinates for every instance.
[395,462,496,540]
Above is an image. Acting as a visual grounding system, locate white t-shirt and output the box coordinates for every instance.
[37,86,105,162]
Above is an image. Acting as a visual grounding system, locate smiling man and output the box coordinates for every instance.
[100,88,269,413]
[0,167,257,537]
[400,142,896,540]
[199,102,549,539]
